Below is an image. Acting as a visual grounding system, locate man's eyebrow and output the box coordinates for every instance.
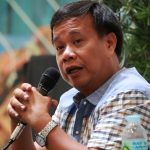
[52,36,59,44]
[52,30,82,43]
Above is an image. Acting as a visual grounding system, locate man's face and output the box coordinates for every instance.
[52,14,117,95]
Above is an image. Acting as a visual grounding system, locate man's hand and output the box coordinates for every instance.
[8,83,58,131]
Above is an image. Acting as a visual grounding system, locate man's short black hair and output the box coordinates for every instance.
[50,0,123,58]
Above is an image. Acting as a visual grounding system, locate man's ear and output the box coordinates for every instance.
[105,32,117,54]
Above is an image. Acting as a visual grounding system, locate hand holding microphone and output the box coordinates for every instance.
[3,67,60,150]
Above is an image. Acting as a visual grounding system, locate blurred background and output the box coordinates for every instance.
[0,0,150,148]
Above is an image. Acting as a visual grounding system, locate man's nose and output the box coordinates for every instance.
[63,46,77,62]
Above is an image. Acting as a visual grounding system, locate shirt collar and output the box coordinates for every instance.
[73,92,85,108]
[86,67,126,106]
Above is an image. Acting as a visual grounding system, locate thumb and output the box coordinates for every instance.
[51,99,59,108]
[47,97,58,109]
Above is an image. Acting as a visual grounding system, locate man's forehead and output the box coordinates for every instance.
[53,14,93,30]
[52,14,94,40]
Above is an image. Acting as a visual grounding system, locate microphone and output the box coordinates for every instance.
[2,67,60,150]
[37,67,60,96]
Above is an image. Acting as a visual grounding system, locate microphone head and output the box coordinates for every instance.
[37,67,60,96]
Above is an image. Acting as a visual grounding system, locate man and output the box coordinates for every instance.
[8,1,150,150]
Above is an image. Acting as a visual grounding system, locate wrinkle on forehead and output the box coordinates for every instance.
[52,14,95,43]
[53,13,90,29]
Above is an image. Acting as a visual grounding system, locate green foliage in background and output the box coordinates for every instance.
[104,0,150,82]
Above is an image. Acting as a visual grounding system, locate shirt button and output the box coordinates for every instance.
[75,131,79,134]
[83,101,87,105]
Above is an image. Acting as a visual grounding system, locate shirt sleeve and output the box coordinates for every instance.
[52,105,61,124]
[87,90,150,149]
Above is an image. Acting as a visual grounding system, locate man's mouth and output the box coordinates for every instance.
[66,66,82,74]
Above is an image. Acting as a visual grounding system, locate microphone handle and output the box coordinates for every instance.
[2,123,26,150]
[10,122,26,141]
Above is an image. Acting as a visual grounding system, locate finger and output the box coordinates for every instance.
[8,103,25,123]
[10,96,26,111]
[8,103,19,119]
[13,88,29,101]
[21,83,32,92]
